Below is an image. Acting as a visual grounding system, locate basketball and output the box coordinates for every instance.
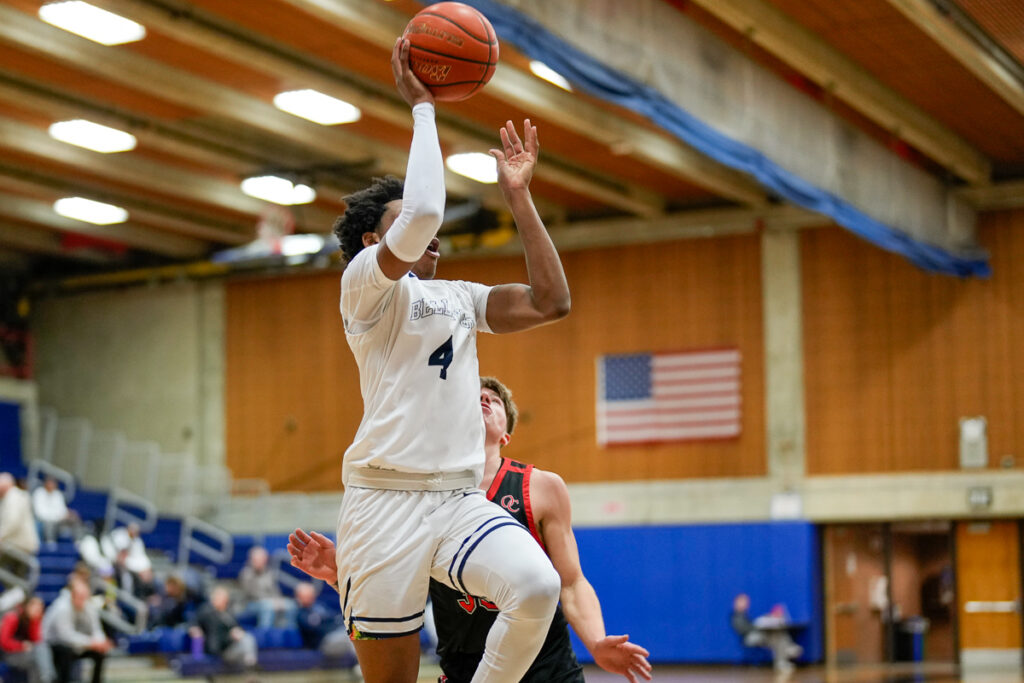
[402,2,499,102]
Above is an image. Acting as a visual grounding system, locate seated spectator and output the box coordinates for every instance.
[31,476,80,548]
[75,524,112,576]
[238,546,296,628]
[148,574,190,629]
[0,473,39,581]
[42,575,112,683]
[731,593,802,675]
[294,581,354,662]
[1,595,55,683]
[106,523,150,575]
[190,585,257,671]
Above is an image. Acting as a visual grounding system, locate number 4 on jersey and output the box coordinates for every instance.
[428,335,454,379]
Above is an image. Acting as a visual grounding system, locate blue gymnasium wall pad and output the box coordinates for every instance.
[0,401,23,476]
[569,522,823,663]
[424,0,990,278]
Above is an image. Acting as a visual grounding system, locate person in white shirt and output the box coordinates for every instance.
[32,476,79,547]
[0,473,39,581]
[324,38,570,683]
[106,523,151,575]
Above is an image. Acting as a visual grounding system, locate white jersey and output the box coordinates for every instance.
[340,244,492,487]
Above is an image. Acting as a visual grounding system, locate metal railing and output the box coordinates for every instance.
[26,459,77,504]
[82,430,126,492]
[119,441,160,502]
[38,406,57,464]
[105,487,158,534]
[0,541,40,594]
[89,577,149,635]
[177,515,233,569]
[52,417,92,479]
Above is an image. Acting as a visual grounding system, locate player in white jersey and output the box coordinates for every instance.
[325,38,571,683]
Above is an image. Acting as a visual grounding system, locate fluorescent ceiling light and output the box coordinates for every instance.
[273,89,361,125]
[281,234,326,256]
[54,197,128,225]
[39,2,146,46]
[446,152,497,184]
[241,176,316,205]
[49,119,137,153]
[529,60,572,91]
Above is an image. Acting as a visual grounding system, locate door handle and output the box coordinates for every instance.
[964,600,1021,613]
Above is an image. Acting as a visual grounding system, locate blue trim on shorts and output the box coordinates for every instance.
[447,516,511,590]
[352,610,425,623]
[455,521,526,595]
[342,577,352,633]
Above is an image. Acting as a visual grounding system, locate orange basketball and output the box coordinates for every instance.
[402,2,499,102]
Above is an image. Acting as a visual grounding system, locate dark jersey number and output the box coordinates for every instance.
[428,335,454,380]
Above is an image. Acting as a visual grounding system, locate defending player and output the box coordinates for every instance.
[326,37,571,682]
[289,378,652,683]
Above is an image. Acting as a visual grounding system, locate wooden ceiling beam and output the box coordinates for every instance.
[280,0,768,206]
[883,0,1024,121]
[85,0,665,218]
[444,204,823,259]
[0,164,252,245]
[0,115,341,235]
[0,222,116,263]
[0,5,513,212]
[956,179,1024,211]
[686,0,991,185]
[0,191,208,258]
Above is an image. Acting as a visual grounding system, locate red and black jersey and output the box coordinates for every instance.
[429,458,584,682]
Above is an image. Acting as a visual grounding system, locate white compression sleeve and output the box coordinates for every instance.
[384,102,446,263]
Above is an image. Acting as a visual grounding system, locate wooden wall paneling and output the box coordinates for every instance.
[440,234,766,484]
[226,272,361,491]
[803,209,1024,474]
[225,232,766,490]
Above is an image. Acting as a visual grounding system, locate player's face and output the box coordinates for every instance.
[378,199,440,280]
[480,387,508,446]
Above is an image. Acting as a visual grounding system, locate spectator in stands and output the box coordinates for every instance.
[42,575,112,683]
[31,477,80,550]
[238,546,296,628]
[148,574,190,629]
[190,585,257,671]
[75,523,112,577]
[0,473,39,581]
[106,523,150,575]
[731,593,802,675]
[1,595,55,683]
[294,581,355,662]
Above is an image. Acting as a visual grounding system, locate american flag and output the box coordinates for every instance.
[596,349,742,446]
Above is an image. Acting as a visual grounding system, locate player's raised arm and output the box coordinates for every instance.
[533,470,653,682]
[374,37,445,281]
[485,120,571,333]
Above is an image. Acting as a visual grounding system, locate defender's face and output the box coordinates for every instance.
[375,199,440,280]
[480,387,509,447]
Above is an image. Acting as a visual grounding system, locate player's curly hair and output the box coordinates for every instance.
[480,376,518,435]
[333,176,404,262]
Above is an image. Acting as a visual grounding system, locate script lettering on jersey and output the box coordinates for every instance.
[457,594,499,615]
[500,494,520,513]
[409,297,475,329]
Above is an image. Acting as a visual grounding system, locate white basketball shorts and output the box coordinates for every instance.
[335,484,538,639]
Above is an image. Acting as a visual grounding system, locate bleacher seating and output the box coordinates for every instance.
[24,473,373,679]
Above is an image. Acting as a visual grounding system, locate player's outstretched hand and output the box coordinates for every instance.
[592,634,653,683]
[490,119,538,199]
[391,37,434,108]
[287,529,339,584]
